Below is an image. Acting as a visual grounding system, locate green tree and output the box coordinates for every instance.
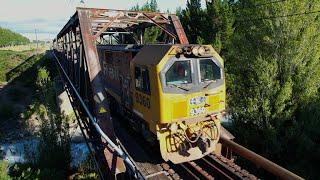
[227,0,320,178]
[180,0,205,44]
[204,0,234,53]
[179,0,234,54]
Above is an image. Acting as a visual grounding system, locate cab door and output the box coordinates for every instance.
[132,65,151,119]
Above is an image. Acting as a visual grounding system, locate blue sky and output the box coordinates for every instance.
[0,0,195,40]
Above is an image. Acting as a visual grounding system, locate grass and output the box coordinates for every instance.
[0,43,49,52]
[0,160,11,180]
[0,52,43,123]
[0,50,33,83]
[0,48,94,179]
[0,51,74,179]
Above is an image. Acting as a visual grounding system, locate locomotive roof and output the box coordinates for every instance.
[132,45,172,65]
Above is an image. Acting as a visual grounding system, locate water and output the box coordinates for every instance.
[0,138,89,168]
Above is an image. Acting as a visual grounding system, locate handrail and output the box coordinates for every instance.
[52,51,145,180]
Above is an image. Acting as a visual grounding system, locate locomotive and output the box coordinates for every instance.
[55,8,226,164]
[98,44,225,164]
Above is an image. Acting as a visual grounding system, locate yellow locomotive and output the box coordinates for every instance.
[83,8,227,164]
[99,44,225,163]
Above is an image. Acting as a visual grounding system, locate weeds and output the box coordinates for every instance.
[0,160,10,180]
[71,156,98,180]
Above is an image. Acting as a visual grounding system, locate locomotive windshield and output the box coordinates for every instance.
[199,59,221,82]
[160,57,224,93]
[166,61,192,85]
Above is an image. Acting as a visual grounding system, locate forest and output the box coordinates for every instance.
[136,0,320,179]
[0,27,30,47]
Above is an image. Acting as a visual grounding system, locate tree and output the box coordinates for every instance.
[205,0,234,54]
[179,0,234,54]
[180,0,205,44]
[227,0,320,178]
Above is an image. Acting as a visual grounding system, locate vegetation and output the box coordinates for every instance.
[0,50,35,83]
[0,161,11,180]
[0,52,43,134]
[0,27,29,47]
[179,0,320,179]
[0,49,73,179]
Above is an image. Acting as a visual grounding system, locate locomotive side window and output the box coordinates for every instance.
[135,66,151,94]
[199,59,221,82]
[165,61,192,85]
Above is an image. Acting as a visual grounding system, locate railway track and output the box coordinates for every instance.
[113,110,256,180]
[157,155,257,180]
[147,153,257,180]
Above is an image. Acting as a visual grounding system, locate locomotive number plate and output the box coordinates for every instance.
[189,96,206,105]
[190,107,206,116]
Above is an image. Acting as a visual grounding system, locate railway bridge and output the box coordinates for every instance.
[52,7,303,180]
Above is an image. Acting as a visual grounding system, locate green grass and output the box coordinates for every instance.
[0,50,34,83]
[0,27,29,47]
[0,160,11,180]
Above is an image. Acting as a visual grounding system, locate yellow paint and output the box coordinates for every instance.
[99,107,107,113]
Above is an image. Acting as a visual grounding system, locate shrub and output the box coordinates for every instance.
[0,160,11,180]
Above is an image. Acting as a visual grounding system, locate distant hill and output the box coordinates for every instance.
[0,27,30,47]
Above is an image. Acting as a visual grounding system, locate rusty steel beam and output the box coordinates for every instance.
[77,8,126,176]
[143,12,177,40]
[170,15,189,44]
[93,13,122,39]
[219,136,304,180]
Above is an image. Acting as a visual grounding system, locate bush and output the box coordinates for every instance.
[0,160,11,180]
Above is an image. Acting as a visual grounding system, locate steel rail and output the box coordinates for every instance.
[201,157,235,180]
[52,51,145,180]
[220,136,304,180]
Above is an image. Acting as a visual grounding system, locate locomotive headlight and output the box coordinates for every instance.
[192,45,209,57]
[197,46,206,56]
[170,123,178,133]
[191,46,200,56]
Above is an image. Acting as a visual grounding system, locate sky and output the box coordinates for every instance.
[0,0,197,41]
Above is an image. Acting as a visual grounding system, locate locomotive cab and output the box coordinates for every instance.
[130,45,225,163]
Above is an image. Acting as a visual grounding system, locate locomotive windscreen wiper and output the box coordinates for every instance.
[169,84,190,91]
[203,80,216,89]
